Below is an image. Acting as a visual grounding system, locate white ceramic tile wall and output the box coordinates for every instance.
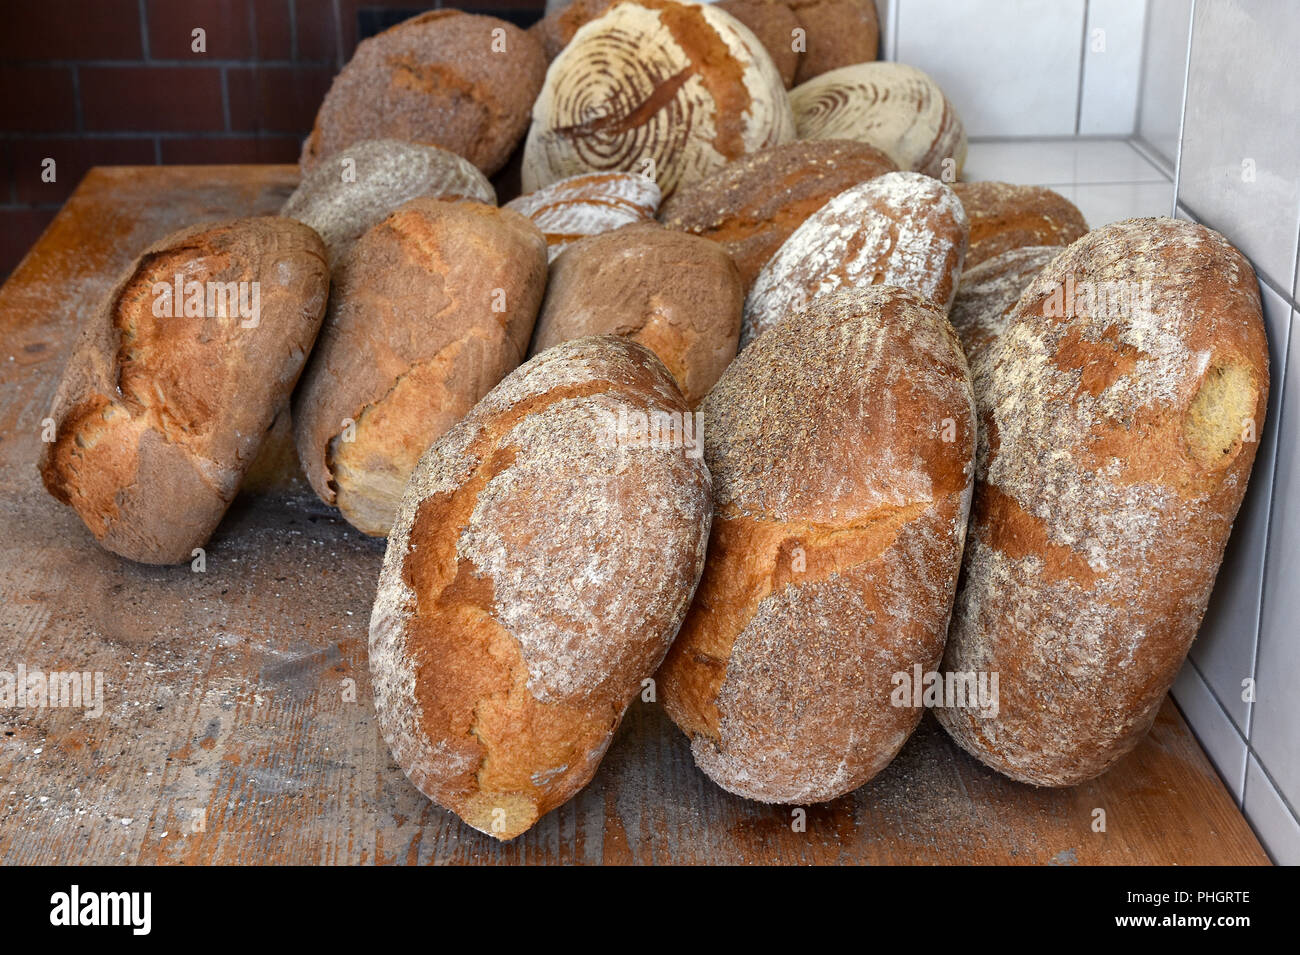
[1078,0,1147,135]
[1136,0,1193,167]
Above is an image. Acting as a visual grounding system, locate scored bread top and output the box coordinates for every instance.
[951,180,1088,268]
[505,170,662,260]
[948,244,1059,369]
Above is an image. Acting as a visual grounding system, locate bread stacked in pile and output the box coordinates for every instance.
[38,2,1270,840]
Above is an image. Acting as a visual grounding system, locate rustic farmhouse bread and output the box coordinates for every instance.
[506,171,661,261]
[791,62,966,179]
[658,285,976,803]
[743,170,968,346]
[522,0,796,199]
[530,223,743,405]
[948,245,1059,368]
[952,181,1088,269]
[938,217,1270,786]
[786,0,879,84]
[39,218,329,564]
[370,336,712,839]
[717,0,802,89]
[292,199,547,537]
[659,139,897,290]
[300,11,547,176]
[281,139,495,267]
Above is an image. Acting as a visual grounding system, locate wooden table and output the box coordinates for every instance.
[0,166,1270,865]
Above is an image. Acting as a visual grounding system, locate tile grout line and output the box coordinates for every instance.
[1181,657,1248,801]
[1170,0,1195,220]
[1074,0,1090,135]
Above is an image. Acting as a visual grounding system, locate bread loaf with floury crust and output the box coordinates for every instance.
[658,139,897,291]
[292,199,547,538]
[791,62,966,179]
[658,286,976,804]
[522,0,796,199]
[742,170,968,347]
[281,139,495,267]
[370,336,712,840]
[39,217,329,564]
[938,217,1270,787]
[505,171,661,261]
[948,245,1059,368]
[951,181,1088,269]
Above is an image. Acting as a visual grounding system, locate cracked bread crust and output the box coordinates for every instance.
[38,217,329,564]
[951,181,1088,269]
[938,218,1270,786]
[658,285,976,803]
[370,336,712,839]
[291,198,547,537]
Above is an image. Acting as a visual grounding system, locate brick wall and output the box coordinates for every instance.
[0,0,546,278]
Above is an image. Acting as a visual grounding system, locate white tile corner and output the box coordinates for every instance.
[1172,662,1249,802]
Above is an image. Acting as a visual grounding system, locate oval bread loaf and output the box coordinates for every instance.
[39,217,330,564]
[949,245,1059,368]
[292,199,547,537]
[505,171,662,261]
[742,170,968,346]
[370,336,712,840]
[529,222,743,405]
[658,139,897,290]
[786,0,879,84]
[300,11,546,176]
[938,217,1270,786]
[791,62,966,179]
[522,0,796,198]
[951,181,1088,268]
[658,285,976,803]
[282,139,495,266]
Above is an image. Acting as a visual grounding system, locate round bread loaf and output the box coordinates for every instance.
[300,11,547,176]
[786,0,879,84]
[659,139,897,290]
[522,0,796,199]
[292,199,547,537]
[743,170,968,347]
[530,222,743,405]
[282,139,495,267]
[791,62,966,179]
[506,171,662,261]
[370,336,712,840]
[952,181,1089,268]
[949,245,1058,368]
[658,285,976,804]
[39,217,329,564]
[938,217,1270,786]
[716,0,802,89]
[531,0,615,60]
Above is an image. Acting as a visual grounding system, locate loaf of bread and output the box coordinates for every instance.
[39,217,329,564]
[505,171,661,261]
[370,336,712,839]
[938,217,1270,786]
[522,0,796,198]
[716,0,802,89]
[658,139,897,290]
[300,11,546,176]
[292,199,547,537]
[530,223,743,405]
[743,170,968,346]
[658,285,975,803]
[282,139,495,267]
[952,181,1088,268]
[791,62,966,179]
[786,0,879,84]
[531,0,614,60]
[948,245,1058,368]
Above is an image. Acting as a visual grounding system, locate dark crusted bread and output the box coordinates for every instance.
[786,0,879,84]
[951,181,1088,268]
[717,0,802,89]
[948,245,1059,368]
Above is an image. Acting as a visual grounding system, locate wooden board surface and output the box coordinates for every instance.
[0,166,1271,865]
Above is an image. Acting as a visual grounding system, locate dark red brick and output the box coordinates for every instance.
[81,66,225,133]
[226,65,332,134]
[8,137,156,204]
[254,0,295,59]
[0,67,78,133]
[0,0,143,61]
[294,0,339,63]
[0,207,59,282]
[160,135,301,164]
[146,0,256,59]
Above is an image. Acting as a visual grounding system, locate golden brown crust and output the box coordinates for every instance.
[948,244,1059,369]
[291,198,547,537]
[370,336,712,839]
[938,217,1270,786]
[786,0,879,84]
[952,181,1089,268]
[39,217,329,564]
[300,11,547,176]
[717,0,802,89]
[658,286,976,803]
[659,139,897,290]
[530,222,743,405]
